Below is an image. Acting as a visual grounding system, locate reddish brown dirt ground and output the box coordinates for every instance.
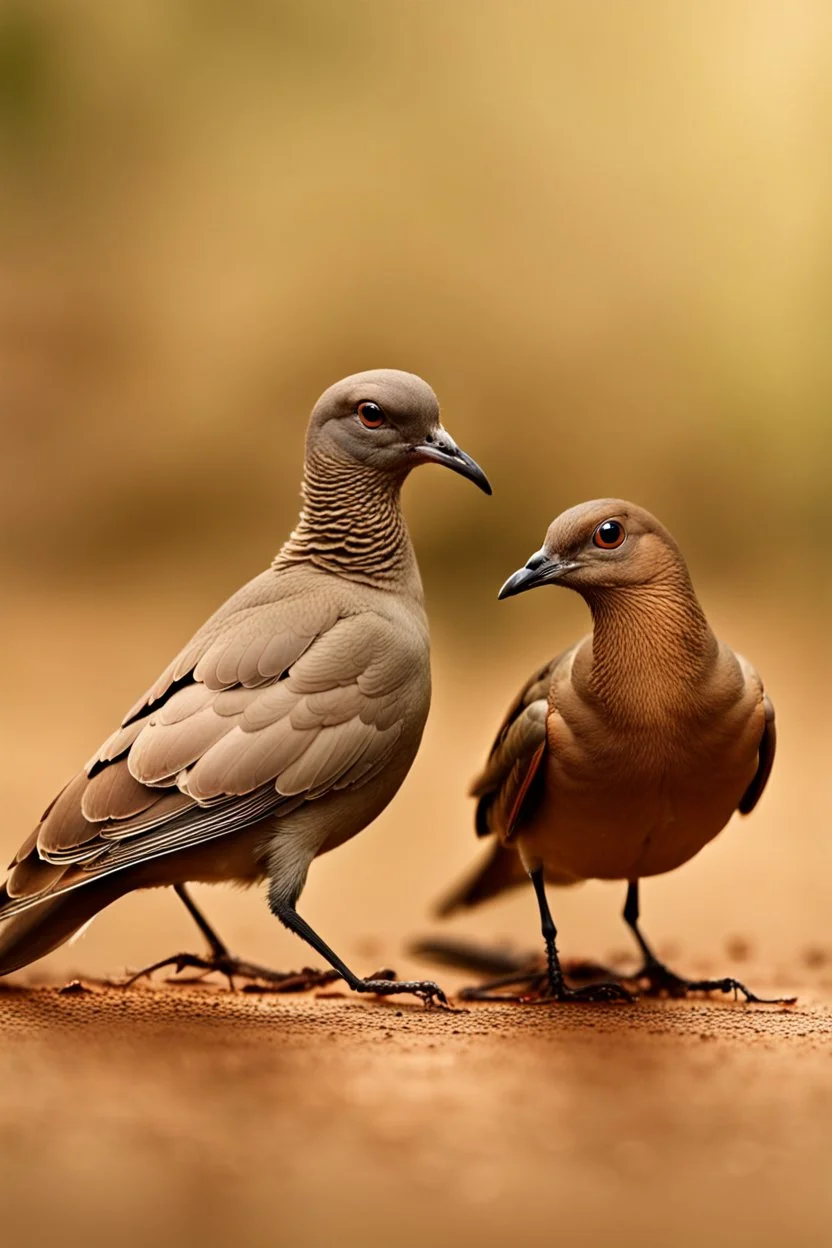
[1,969,829,1248]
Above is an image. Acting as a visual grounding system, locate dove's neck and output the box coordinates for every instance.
[582,571,719,725]
[274,450,422,596]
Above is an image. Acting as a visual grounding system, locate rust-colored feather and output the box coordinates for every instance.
[505,741,547,839]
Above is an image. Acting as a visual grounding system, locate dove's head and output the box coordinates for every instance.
[306,369,491,494]
[498,499,688,599]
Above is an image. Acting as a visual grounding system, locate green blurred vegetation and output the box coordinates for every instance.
[0,0,829,617]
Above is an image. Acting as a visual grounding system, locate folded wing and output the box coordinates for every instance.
[1,582,411,920]
[471,655,564,841]
[436,652,569,916]
[738,693,776,816]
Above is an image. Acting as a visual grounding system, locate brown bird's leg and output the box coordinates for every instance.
[459,869,632,1003]
[622,881,795,1005]
[526,869,632,1003]
[122,885,340,993]
[269,890,452,1009]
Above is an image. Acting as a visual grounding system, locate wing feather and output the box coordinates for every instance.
[466,653,566,844]
[85,719,145,774]
[128,697,248,786]
[1,574,419,925]
[182,722,318,800]
[38,773,98,855]
[278,719,380,795]
[6,855,66,901]
[738,693,776,815]
[82,761,158,823]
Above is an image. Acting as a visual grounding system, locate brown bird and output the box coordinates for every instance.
[437,499,787,1004]
[0,369,490,1005]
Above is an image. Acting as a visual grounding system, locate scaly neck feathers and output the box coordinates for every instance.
[274,448,422,596]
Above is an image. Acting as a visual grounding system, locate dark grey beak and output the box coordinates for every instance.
[412,428,492,495]
[498,550,580,600]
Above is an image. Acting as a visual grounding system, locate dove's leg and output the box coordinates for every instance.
[174,883,231,959]
[460,868,631,1004]
[269,888,451,1009]
[122,885,338,992]
[622,881,794,1005]
[523,868,632,1003]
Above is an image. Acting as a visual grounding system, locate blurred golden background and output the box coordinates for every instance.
[0,0,830,983]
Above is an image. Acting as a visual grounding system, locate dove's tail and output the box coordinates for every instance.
[0,876,130,976]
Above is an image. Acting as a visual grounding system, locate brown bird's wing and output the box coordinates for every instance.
[435,668,551,916]
[1,580,413,921]
[738,693,776,815]
[470,651,574,841]
[434,651,571,917]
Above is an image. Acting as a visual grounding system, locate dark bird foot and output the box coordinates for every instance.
[120,952,340,994]
[532,975,634,1004]
[354,972,457,1011]
[628,960,796,1005]
[459,967,633,1004]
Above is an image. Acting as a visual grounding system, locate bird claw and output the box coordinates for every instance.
[459,968,633,1005]
[678,976,795,1006]
[528,977,635,1005]
[630,963,796,1005]
[120,952,338,994]
[358,976,456,1010]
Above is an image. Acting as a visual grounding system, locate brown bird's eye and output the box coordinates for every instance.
[593,520,625,549]
[357,401,385,429]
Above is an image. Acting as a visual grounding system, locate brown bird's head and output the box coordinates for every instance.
[498,499,687,599]
[306,368,491,494]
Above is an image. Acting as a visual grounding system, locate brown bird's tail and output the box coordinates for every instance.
[434,841,530,916]
[0,876,131,977]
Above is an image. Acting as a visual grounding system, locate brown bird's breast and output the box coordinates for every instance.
[518,685,766,884]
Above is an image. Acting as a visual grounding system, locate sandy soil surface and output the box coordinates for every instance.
[1,967,830,1248]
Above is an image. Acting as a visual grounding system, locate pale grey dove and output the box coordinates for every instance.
[0,369,490,1005]
[434,500,790,1005]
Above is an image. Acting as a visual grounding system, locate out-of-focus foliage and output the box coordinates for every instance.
[0,1,829,613]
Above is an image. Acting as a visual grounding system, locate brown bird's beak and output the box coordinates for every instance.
[498,551,581,599]
[411,428,492,495]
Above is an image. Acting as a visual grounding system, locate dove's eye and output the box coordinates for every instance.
[357,401,385,429]
[593,520,625,549]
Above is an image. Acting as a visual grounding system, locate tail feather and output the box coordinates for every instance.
[435,841,529,917]
[0,875,132,977]
[436,841,583,918]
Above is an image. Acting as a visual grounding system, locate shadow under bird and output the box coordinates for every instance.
[0,369,491,1005]
[433,499,790,1005]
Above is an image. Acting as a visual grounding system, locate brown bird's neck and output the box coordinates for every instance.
[581,572,719,725]
[274,450,422,595]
